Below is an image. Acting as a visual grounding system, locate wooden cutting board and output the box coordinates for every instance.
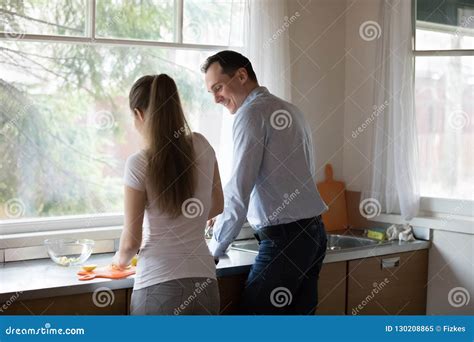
[316,164,348,231]
[77,265,136,281]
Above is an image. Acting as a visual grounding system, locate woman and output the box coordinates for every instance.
[113,74,224,315]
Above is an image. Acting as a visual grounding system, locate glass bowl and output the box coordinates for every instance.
[44,238,94,266]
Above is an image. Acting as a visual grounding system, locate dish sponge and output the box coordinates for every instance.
[367,228,387,241]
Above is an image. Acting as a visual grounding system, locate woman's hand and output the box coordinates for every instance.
[205,218,216,239]
[207,218,216,228]
[111,251,128,271]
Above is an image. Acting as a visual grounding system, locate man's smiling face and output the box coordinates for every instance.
[205,62,249,114]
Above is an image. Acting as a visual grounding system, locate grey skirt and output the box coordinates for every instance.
[130,277,220,315]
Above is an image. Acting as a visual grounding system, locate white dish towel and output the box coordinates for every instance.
[386,224,415,241]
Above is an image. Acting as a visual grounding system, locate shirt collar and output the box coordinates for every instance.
[239,86,269,110]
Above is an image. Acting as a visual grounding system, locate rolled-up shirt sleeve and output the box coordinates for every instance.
[208,108,265,257]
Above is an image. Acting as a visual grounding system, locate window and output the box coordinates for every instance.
[183,0,245,45]
[0,0,88,37]
[415,0,474,202]
[96,0,175,41]
[0,1,244,228]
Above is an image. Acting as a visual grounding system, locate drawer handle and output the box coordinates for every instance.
[382,257,400,269]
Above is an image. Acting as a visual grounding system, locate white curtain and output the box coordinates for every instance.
[218,0,293,185]
[242,0,292,101]
[363,0,420,220]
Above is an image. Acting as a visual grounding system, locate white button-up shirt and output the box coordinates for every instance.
[209,87,328,257]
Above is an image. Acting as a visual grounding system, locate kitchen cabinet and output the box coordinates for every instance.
[316,261,347,315]
[216,251,428,316]
[0,273,250,316]
[1,290,128,315]
[0,250,429,315]
[126,288,133,315]
[217,273,248,314]
[124,274,250,315]
[347,250,428,315]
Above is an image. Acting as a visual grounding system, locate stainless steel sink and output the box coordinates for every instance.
[230,234,390,254]
[230,240,260,253]
[326,234,389,251]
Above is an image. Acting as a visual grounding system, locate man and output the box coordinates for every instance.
[202,50,328,314]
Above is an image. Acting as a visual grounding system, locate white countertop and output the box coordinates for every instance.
[0,248,257,301]
[0,238,430,302]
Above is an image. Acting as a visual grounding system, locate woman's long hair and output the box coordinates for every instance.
[129,74,195,217]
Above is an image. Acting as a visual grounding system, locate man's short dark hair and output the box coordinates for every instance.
[201,50,258,82]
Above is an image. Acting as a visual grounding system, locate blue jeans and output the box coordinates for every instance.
[241,216,327,315]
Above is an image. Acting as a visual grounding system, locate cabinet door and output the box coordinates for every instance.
[1,290,128,315]
[217,274,248,315]
[347,250,428,315]
[125,276,250,315]
[127,288,133,314]
[317,261,347,315]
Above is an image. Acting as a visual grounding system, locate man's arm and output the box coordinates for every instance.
[208,110,265,257]
[208,159,224,219]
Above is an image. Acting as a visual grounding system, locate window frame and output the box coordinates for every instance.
[0,0,235,50]
[412,0,474,216]
[0,0,238,235]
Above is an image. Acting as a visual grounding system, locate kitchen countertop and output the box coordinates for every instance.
[0,237,430,302]
[0,248,255,302]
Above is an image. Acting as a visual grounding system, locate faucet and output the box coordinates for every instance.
[205,224,213,239]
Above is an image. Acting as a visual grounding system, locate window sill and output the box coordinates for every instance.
[0,214,124,235]
[0,226,122,262]
[370,212,473,235]
[0,225,122,249]
[0,223,255,263]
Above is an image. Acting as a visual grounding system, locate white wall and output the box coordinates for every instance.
[288,0,473,315]
[427,230,474,314]
[287,0,384,188]
[288,0,347,182]
[342,0,473,315]
[342,0,381,192]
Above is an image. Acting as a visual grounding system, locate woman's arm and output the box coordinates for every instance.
[208,160,224,220]
[114,186,146,268]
